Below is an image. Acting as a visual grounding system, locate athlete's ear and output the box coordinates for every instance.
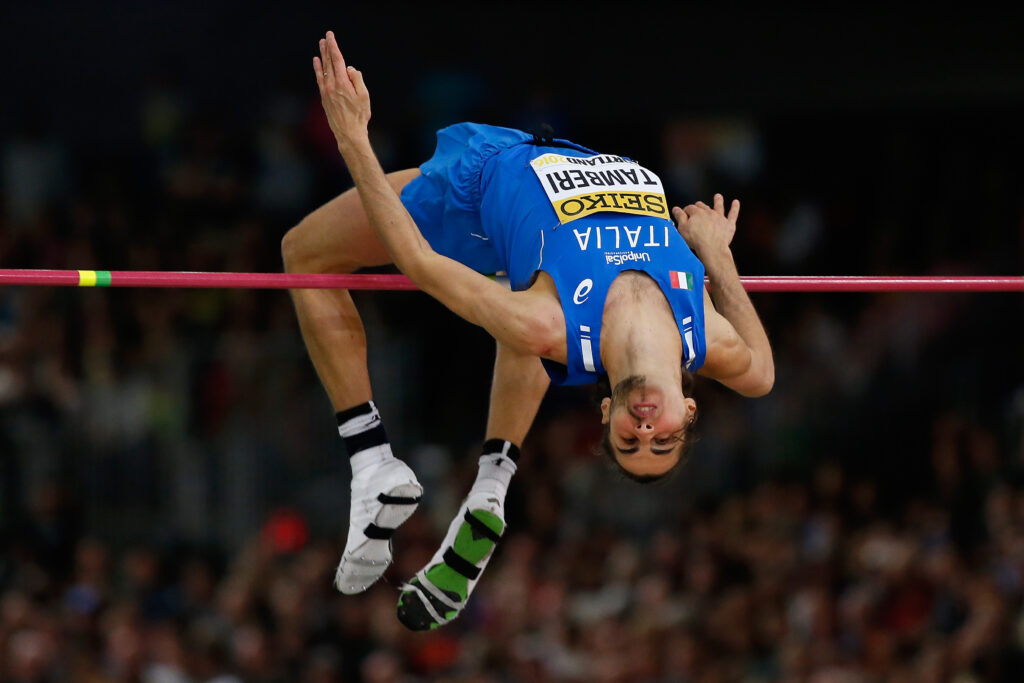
[600,397,611,424]
[684,397,697,420]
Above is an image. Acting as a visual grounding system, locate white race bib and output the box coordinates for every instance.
[530,153,669,224]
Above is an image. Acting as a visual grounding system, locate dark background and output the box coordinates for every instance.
[1,4,1024,681]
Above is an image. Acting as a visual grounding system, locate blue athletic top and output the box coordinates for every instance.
[400,122,706,386]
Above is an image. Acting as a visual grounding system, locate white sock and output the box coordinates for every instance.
[469,440,519,502]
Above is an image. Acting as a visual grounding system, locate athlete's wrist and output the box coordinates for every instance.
[336,127,372,156]
[693,241,734,267]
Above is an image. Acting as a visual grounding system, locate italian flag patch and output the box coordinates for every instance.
[670,271,694,290]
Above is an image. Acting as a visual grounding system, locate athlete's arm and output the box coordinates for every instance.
[673,196,774,397]
[312,32,561,358]
[697,287,761,394]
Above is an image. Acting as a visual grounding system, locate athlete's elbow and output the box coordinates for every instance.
[522,316,560,358]
[746,361,775,397]
[748,374,775,397]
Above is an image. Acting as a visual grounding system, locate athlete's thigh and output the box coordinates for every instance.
[287,168,420,273]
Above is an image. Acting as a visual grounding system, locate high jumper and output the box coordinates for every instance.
[281,30,774,630]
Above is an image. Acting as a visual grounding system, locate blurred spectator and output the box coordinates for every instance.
[1,108,72,227]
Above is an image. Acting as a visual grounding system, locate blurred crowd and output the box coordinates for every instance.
[1,64,1024,681]
[4,417,1024,682]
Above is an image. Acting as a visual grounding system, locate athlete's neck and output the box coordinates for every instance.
[600,272,683,388]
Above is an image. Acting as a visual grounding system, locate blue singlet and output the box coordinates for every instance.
[400,122,706,386]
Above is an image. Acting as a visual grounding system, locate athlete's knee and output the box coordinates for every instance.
[280,219,359,275]
[280,224,309,273]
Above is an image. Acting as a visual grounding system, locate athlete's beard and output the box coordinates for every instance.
[610,374,646,411]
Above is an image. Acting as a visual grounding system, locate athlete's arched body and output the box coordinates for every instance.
[282,32,774,629]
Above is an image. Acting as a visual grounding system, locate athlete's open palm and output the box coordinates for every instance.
[672,194,740,254]
[313,31,371,149]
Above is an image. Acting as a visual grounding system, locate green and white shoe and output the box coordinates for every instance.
[397,493,505,630]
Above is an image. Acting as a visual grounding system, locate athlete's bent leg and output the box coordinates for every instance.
[282,169,425,594]
[398,342,550,629]
[282,168,419,411]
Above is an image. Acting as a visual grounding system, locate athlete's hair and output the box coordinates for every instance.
[594,371,699,484]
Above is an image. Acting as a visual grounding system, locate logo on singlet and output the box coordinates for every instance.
[573,279,593,304]
[606,251,651,266]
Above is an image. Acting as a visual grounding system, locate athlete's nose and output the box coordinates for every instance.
[634,420,654,433]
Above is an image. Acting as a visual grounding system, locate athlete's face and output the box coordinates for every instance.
[600,375,696,478]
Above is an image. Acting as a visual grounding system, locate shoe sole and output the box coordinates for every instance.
[396,509,503,630]
[335,482,422,595]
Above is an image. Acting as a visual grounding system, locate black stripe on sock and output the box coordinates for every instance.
[336,402,375,426]
[344,423,388,457]
[481,438,520,463]
[378,492,421,505]
[464,510,502,543]
[364,523,395,540]
[443,547,482,580]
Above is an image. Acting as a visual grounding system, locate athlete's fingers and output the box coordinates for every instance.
[714,193,724,214]
[327,31,349,90]
[319,38,334,87]
[348,66,367,98]
[672,206,689,225]
[683,204,700,216]
[313,57,324,93]
[728,199,740,223]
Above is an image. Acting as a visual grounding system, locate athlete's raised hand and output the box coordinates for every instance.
[671,194,740,255]
[313,31,371,151]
